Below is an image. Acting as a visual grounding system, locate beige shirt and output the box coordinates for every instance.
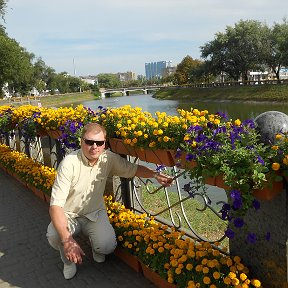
[50,149,138,221]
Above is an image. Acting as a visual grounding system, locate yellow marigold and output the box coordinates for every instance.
[158,247,164,253]
[275,133,282,140]
[213,271,220,279]
[186,263,193,271]
[223,277,231,285]
[283,157,288,165]
[187,280,196,288]
[203,276,211,285]
[229,272,236,279]
[175,267,182,274]
[271,145,279,150]
[272,162,280,171]
[240,273,247,281]
[251,279,261,287]
[167,277,174,284]
[203,267,209,274]
[231,278,240,285]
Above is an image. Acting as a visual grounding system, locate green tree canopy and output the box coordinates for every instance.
[262,18,288,80]
[174,55,202,85]
[200,19,270,81]
[0,35,34,96]
[97,73,121,89]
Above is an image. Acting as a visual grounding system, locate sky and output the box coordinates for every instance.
[3,0,288,77]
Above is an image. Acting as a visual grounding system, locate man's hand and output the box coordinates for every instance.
[63,237,85,264]
[154,172,174,187]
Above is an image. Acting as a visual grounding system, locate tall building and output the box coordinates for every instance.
[117,71,137,82]
[145,61,172,80]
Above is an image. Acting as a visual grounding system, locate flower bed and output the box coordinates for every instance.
[105,196,262,288]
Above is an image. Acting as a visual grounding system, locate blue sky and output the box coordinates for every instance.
[4,0,288,76]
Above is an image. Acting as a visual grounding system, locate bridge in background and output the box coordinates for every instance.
[99,85,166,98]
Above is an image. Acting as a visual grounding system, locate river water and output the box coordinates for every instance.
[82,93,288,120]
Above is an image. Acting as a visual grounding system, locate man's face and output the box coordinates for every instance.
[81,130,106,164]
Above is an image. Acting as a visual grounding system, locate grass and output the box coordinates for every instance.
[154,83,288,103]
[141,184,229,249]
[0,92,98,108]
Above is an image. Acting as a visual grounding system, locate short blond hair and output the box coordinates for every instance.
[81,123,107,139]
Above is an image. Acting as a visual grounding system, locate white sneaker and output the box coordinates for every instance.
[63,263,77,280]
[92,250,105,263]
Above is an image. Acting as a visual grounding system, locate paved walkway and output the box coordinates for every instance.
[0,169,154,288]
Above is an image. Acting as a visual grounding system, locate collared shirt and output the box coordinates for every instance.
[50,149,138,221]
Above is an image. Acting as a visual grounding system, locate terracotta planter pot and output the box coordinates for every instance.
[172,152,197,169]
[114,247,142,273]
[0,163,7,172]
[47,130,62,139]
[253,180,284,201]
[27,184,46,201]
[108,138,137,157]
[215,175,230,190]
[140,262,177,288]
[109,138,176,167]
[44,193,51,203]
[12,173,27,187]
[37,128,48,137]
[203,176,216,186]
[135,148,176,167]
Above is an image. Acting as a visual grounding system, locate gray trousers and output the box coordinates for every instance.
[46,209,117,265]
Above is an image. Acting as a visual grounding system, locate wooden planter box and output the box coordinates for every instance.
[114,247,142,273]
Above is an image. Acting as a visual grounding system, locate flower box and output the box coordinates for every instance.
[108,138,137,157]
[140,262,177,288]
[109,138,176,167]
[172,151,197,169]
[12,173,27,187]
[27,184,46,201]
[253,180,284,201]
[135,148,175,167]
[215,174,231,190]
[47,130,62,139]
[203,176,216,186]
[114,246,142,273]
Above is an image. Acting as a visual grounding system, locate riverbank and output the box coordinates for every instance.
[153,83,288,103]
[0,92,98,108]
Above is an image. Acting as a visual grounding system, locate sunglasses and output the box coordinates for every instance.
[83,138,105,146]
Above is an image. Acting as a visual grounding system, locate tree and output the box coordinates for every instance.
[262,18,288,80]
[97,73,121,89]
[201,20,269,81]
[174,55,202,85]
[0,35,34,96]
[0,0,7,21]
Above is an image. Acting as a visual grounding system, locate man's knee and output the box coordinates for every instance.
[90,231,117,255]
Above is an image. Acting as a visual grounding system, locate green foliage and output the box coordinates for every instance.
[97,73,121,89]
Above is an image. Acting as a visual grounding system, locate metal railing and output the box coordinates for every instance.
[0,130,228,248]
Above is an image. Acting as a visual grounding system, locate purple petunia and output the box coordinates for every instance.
[230,189,241,200]
[246,233,257,244]
[234,217,244,228]
[257,155,265,166]
[225,228,235,239]
[252,199,260,210]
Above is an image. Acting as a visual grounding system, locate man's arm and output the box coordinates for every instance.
[49,205,71,242]
[49,205,85,264]
[135,165,173,187]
